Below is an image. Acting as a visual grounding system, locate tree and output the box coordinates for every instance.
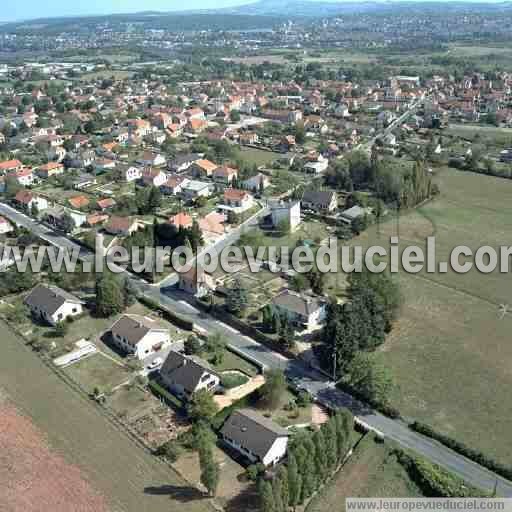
[95,271,124,317]
[334,410,352,461]
[346,353,395,406]
[230,110,241,122]
[313,428,328,479]
[123,277,137,307]
[204,332,226,364]
[59,212,76,234]
[277,465,289,511]
[226,278,249,317]
[260,480,276,512]
[273,475,285,512]
[198,439,220,497]
[187,389,219,422]
[184,335,202,355]
[290,273,308,292]
[287,453,301,509]
[54,321,69,338]
[322,418,338,470]
[259,369,286,410]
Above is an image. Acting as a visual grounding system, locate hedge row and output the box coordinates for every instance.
[137,295,194,331]
[148,379,184,411]
[394,449,487,498]
[410,421,512,481]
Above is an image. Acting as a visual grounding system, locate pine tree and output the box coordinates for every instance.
[260,480,276,512]
[287,454,301,509]
[322,419,338,471]
[277,466,289,511]
[313,428,327,479]
[273,476,284,512]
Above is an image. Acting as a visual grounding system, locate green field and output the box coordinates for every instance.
[308,436,421,512]
[357,166,512,464]
[238,147,284,167]
[0,321,211,512]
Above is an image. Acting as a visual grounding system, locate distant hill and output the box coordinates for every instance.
[0,13,288,34]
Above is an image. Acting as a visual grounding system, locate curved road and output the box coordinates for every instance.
[1,200,511,497]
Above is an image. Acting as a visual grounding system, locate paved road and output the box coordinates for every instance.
[1,200,512,496]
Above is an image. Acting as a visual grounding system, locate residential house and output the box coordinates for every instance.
[178,265,215,298]
[169,153,202,173]
[141,168,168,188]
[110,314,171,360]
[222,188,253,212]
[181,180,214,201]
[105,216,139,236]
[96,198,116,211]
[301,190,337,213]
[271,290,326,331]
[73,173,97,190]
[160,351,220,400]
[242,173,270,193]
[161,176,189,196]
[269,200,301,232]
[68,195,90,210]
[9,168,34,187]
[37,162,65,179]
[137,151,166,168]
[199,212,226,240]
[220,409,290,466]
[24,284,84,326]
[213,166,238,185]
[168,212,193,229]
[118,165,142,183]
[191,159,218,178]
[14,190,48,211]
[0,159,23,174]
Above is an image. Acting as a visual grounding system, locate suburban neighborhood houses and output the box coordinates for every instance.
[1,4,512,512]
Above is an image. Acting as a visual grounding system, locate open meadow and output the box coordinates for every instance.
[307,435,421,512]
[355,166,512,464]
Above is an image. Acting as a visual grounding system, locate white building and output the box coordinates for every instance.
[110,314,171,360]
[221,409,290,466]
[24,285,84,326]
[159,350,220,400]
[269,200,301,232]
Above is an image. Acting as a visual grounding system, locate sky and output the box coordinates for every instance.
[1,0,259,22]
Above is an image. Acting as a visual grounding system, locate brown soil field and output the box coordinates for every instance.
[0,397,109,512]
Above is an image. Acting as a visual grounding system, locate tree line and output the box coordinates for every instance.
[258,409,353,512]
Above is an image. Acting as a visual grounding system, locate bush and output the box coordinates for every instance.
[155,441,182,462]
[246,463,266,481]
[394,449,487,497]
[410,422,512,480]
[220,373,248,390]
[148,380,184,410]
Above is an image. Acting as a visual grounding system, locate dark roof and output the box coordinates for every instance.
[272,290,323,317]
[220,409,289,460]
[172,153,202,166]
[24,285,83,316]
[160,351,218,394]
[301,190,336,205]
[110,314,165,347]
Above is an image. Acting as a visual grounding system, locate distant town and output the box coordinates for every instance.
[1,2,512,512]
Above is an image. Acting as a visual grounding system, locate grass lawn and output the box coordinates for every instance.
[0,321,210,512]
[238,147,284,167]
[251,388,312,428]
[64,353,130,394]
[209,349,260,377]
[106,385,155,420]
[307,436,421,512]
[354,166,512,464]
